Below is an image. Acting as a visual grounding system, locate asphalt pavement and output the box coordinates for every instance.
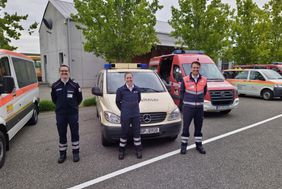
[0,96,281,189]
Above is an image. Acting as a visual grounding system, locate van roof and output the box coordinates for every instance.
[103,69,153,73]
[0,49,33,61]
[151,53,214,64]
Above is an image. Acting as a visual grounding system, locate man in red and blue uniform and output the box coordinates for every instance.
[180,61,207,155]
[116,72,142,160]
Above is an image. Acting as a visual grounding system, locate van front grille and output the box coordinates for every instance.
[140,112,166,124]
[209,90,234,106]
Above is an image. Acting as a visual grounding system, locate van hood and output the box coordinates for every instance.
[207,80,235,90]
[106,93,176,115]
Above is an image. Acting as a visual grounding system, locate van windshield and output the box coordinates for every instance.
[182,63,225,81]
[107,72,166,94]
[261,70,282,79]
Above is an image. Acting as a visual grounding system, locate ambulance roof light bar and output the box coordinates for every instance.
[104,63,148,69]
[173,50,205,55]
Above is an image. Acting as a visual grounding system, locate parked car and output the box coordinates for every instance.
[226,69,282,100]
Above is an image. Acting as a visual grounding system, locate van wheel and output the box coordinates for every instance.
[0,131,6,169]
[28,105,39,126]
[220,110,231,115]
[168,135,178,141]
[101,135,111,147]
[261,89,273,100]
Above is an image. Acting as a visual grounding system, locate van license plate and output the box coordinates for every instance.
[141,127,160,134]
[216,106,228,110]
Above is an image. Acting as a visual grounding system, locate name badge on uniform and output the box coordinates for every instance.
[67,93,73,98]
[133,91,138,93]
[56,88,62,91]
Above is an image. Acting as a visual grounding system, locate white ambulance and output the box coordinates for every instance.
[0,49,40,169]
[92,63,182,146]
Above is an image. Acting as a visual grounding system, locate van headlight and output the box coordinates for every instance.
[104,111,120,124]
[168,108,181,121]
[274,84,282,88]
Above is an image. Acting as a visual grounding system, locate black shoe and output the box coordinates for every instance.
[136,151,142,159]
[196,146,206,154]
[73,153,80,162]
[118,151,125,160]
[58,155,66,164]
[180,146,187,155]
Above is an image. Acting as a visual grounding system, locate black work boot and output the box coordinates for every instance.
[196,142,206,154]
[73,153,80,162]
[58,151,67,164]
[180,144,187,155]
[136,150,142,159]
[118,147,125,160]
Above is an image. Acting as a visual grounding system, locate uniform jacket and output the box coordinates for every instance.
[116,84,141,120]
[180,73,207,107]
[51,79,83,115]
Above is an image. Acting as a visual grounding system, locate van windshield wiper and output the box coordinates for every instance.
[139,87,163,92]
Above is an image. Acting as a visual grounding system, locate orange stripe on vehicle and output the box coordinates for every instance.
[0,83,38,107]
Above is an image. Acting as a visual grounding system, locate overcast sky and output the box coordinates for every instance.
[4,0,269,54]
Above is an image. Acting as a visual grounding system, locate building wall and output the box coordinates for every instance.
[68,21,105,87]
[39,3,69,85]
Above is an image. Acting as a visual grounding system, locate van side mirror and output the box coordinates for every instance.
[0,76,15,94]
[92,86,102,96]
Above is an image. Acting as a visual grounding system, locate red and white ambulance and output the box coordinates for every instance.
[0,49,39,168]
[149,50,239,114]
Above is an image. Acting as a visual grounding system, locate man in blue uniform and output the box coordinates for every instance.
[180,61,207,155]
[116,72,142,160]
[51,64,83,163]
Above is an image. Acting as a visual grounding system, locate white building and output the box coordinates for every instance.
[39,0,176,87]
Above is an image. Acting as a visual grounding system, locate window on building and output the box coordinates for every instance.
[59,52,64,65]
[12,58,37,88]
[0,57,11,77]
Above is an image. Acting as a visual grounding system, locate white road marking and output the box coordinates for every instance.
[68,114,282,189]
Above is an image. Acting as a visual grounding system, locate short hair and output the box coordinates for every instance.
[124,72,133,78]
[191,61,201,67]
[59,64,69,71]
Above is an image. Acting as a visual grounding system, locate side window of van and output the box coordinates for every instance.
[250,71,265,81]
[12,58,37,88]
[235,71,248,79]
[0,57,11,77]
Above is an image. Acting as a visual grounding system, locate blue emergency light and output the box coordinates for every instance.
[104,64,112,69]
[103,63,148,69]
[139,64,148,69]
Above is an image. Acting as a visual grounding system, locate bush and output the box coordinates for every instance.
[39,100,55,112]
[82,97,96,107]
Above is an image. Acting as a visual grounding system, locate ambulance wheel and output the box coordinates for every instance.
[0,131,6,169]
[101,134,111,147]
[28,105,39,126]
[261,89,273,100]
[220,110,231,115]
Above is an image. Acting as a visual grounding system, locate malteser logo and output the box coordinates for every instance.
[141,98,158,102]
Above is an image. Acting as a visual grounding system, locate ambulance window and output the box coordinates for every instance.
[12,58,37,88]
[235,71,248,79]
[173,65,182,82]
[0,57,11,77]
[250,71,265,81]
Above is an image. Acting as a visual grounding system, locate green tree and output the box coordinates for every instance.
[265,0,282,63]
[72,0,162,63]
[0,0,38,50]
[232,0,271,65]
[169,0,233,62]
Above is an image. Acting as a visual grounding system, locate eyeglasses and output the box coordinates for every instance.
[60,70,69,73]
